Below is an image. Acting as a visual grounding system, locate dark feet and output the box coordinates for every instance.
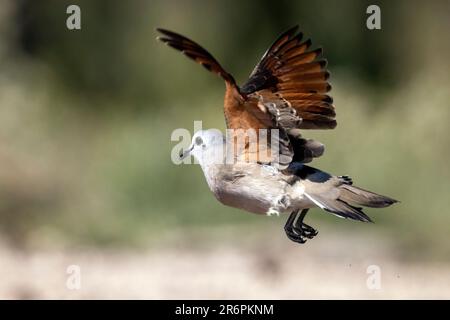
[284,224,307,243]
[293,222,318,239]
[284,209,318,244]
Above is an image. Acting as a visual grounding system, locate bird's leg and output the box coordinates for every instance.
[293,209,318,239]
[284,209,306,244]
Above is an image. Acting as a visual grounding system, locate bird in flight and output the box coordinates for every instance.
[157,26,397,244]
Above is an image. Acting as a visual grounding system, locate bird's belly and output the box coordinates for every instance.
[214,183,281,214]
[205,164,314,215]
[214,177,308,215]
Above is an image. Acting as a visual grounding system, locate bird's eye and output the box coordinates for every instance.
[195,137,203,145]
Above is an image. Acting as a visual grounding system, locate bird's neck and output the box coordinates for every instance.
[199,162,222,194]
[197,147,226,193]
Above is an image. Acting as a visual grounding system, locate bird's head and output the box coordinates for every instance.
[179,129,225,165]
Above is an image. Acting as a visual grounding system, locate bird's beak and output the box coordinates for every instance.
[179,144,194,160]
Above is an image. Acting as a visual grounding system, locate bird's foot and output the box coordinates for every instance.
[293,223,318,240]
[284,209,318,244]
[284,225,307,244]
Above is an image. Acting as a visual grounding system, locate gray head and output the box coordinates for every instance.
[180,129,225,165]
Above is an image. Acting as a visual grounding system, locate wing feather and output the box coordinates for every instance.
[156,28,236,85]
[157,26,336,166]
[236,26,336,164]
[239,26,334,131]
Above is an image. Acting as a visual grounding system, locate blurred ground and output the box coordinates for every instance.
[1,227,449,299]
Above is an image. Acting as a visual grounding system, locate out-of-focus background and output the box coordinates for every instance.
[0,0,449,299]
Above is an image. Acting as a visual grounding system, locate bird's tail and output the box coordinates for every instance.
[338,179,398,209]
[300,169,398,222]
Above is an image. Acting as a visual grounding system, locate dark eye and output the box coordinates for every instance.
[195,137,203,145]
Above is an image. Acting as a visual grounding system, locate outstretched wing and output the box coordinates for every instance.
[227,26,333,166]
[156,26,333,167]
[156,28,236,85]
[241,25,336,130]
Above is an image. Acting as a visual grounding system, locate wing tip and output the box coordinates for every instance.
[287,25,300,36]
[319,59,328,68]
[323,95,333,103]
[155,27,172,37]
[156,36,168,43]
[329,120,337,129]
[303,38,312,48]
[314,47,323,57]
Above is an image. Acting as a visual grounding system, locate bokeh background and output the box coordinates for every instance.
[0,0,449,299]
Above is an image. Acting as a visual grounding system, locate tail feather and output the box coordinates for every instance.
[299,166,398,222]
[305,192,373,222]
[339,184,398,208]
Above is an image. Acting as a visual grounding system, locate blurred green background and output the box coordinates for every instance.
[0,0,449,259]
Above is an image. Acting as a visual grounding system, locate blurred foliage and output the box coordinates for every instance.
[0,0,449,258]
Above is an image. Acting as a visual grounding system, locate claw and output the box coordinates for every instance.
[285,228,307,244]
[284,209,318,244]
[293,226,317,239]
[296,223,318,239]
